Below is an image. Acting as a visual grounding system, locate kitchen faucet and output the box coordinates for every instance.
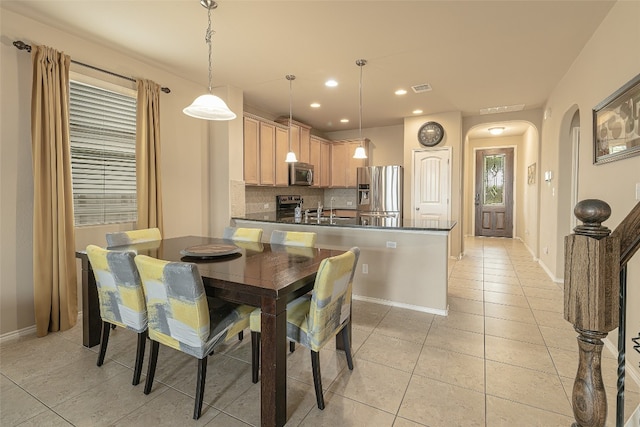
[329,197,335,223]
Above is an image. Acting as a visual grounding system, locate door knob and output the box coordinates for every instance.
[415,207,419,211]
[474,193,480,206]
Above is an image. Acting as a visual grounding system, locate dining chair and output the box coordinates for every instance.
[134,254,254,420]
[250,247,360,410]
[106,227,162,247]
[85,245,148,386]
[223,226,263,243]
[269,230,317,247]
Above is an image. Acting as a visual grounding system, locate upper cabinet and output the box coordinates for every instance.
[330,139,369,188]
[310,135,330,188]
[244,113,289,187]
[275,118,311,164]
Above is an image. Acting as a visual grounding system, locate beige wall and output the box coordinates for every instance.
[326,125,404,166]
[0,8,235,335]
[404,112,463,258]
[538,0,640,374]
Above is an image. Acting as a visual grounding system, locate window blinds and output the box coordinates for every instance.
[69,80,137,226]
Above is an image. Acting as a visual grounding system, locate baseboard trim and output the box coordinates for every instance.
[0,324,37,344]
[537,258,564,284]
[603,336,640,390]
[353,294,448,316]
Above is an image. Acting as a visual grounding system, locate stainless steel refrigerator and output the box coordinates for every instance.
[356,165,403,227]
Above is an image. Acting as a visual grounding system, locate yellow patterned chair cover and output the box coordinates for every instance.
[269,230,317,247]
[134,254,253,419]
[85,245,148,385]
[106,227,161,247]
[250,247,360,409]
[222,226,263,243]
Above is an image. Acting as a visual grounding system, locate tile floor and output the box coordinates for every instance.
[1,237,638,426]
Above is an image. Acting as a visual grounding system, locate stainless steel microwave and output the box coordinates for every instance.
[289,162,314,186]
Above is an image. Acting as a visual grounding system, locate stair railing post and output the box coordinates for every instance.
[564,199,620,427]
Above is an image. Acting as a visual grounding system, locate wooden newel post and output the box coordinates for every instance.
[564,199,620,427]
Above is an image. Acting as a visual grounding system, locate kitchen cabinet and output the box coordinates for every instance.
[275,118,311,164]
[244,113,290,186]
[243,116,260,185]
[330,139,369,188]
[310,135,330,188]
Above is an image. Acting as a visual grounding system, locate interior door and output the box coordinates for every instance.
[474,148,513,237]
[412,148,451,221]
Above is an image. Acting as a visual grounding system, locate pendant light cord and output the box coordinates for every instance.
[206,6,213,93]
[286,75,296,153]
[356,59,367,148]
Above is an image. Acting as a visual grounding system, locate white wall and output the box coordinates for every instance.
[0,8,228,335]
[539,0,640,375]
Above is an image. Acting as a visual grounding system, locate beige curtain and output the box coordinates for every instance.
[31,45,77,336]
[136,79,163,232]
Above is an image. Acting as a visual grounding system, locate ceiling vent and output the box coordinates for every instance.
[480,104,525,115]
[411,83,432,93]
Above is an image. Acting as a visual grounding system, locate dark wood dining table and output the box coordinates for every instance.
[76,235,346,427]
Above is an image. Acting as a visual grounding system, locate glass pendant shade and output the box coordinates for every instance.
[285,151,298,163]
[353,146,367,159]
[183,94,236,120]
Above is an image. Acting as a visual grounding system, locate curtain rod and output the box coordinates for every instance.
[13,40,171,94]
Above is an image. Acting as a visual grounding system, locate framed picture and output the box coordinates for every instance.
[593,73,640,164]
[527,163,536,185]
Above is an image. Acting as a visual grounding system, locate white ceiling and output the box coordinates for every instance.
[3,1,615,134]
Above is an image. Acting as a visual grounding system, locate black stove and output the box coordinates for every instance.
[275,195,302,218]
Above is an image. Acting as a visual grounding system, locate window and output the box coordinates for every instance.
[69,80,137,226]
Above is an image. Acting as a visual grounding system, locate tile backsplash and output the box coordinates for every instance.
[245,187,356,214]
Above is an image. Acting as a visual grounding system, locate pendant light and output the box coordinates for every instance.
[285,74,298,163]
[353,59,368,159]
[183,0,236,121]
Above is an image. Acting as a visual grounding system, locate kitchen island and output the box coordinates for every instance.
[232,213,456,315]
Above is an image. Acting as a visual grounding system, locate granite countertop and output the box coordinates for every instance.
[234,212,457,232]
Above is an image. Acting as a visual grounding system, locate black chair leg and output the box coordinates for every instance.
[310,350,325,410]
[341,324,354,370]
[251,331,260,384]
[144,341,159,395]
[194,356,208,420]
[289,341,296,353]
[132,330,147,385]
[238,330,244,341]
[97,321,111,367]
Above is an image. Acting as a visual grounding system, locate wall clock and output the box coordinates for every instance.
[417,121,444,147]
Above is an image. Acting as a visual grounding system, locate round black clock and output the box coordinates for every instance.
[417,121,444,147]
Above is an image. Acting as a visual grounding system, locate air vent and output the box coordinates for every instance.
[480,104,525,115]
[411,83,432,93]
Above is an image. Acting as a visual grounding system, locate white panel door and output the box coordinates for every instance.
[412,148,451,221]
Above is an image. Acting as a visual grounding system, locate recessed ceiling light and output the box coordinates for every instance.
[395,89,407,95]
[489,127,505,135]
[325,79,338,87]
[340,118,349,123]
[412,109,423,114]
[310,103,321,108]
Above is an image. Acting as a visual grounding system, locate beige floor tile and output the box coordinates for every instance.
[485,301,537,324]
[451,264,483,275]
[532,308,573,329]
[486,395,575,426]
[299,393,396,426]
[398,375,485,427]
[328,358,412,413]
[431,310,484,333]
[352,300,390,332]
[392,416,428,427]
[215,378,316,426]
[484,267,517,277]
[539,325,580,352]
[51,370,165,426]
[448,286,484,301]
[285,345,349,389]
[485,335,557,374]
[0,374,49,426]
[448,277,484,290]
[485,316,546,345]
[205,412,253,426]
[424,324,485,358]
[486,360,572,417]
[484,290,530,308]
[447,296,484,316]
[373,311,432,344]
[483,274,520,285]
[522,286,564,300]
[356,333,422,373]
[483,281,525,296]
[385,306,436,324]
[527,295,564,313]
[13,409,74,426]
[112,387,221,425]
[18,350,132,407]
[413,345,484,392]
